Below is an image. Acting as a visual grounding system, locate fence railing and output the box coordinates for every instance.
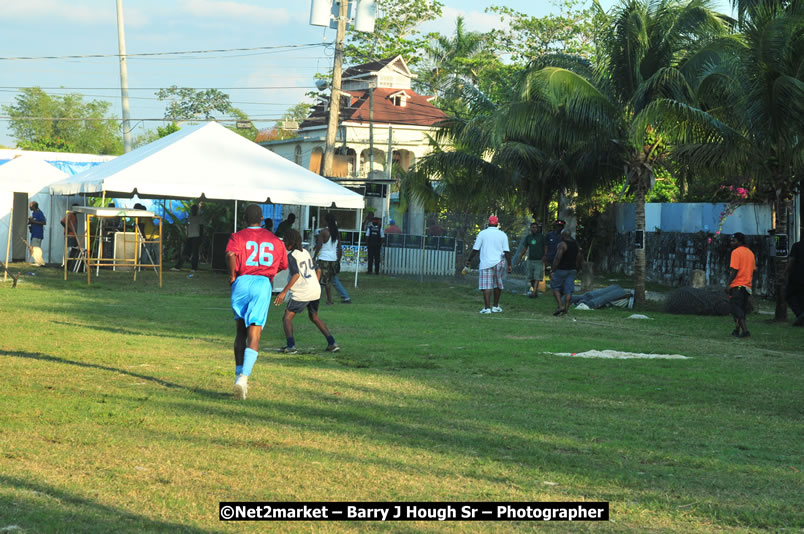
[339,234,463,276]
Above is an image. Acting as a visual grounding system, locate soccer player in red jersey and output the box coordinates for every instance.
[226,204,288,399]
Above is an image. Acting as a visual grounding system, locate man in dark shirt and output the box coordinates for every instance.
[786,240,804,326]
[544,219,566,275]
[551,229,583,317]
[28,201,46,265]
[518,221,546,298]
[274,213,295,239]
[365,217,384,274]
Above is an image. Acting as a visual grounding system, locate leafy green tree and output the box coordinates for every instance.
[156,86,234,120]
[413,17,513,117]
[486,0,601,63]
[156,86,257,141]
[344,0,443,66]
[3,87,123,154]
[267,102,313,141]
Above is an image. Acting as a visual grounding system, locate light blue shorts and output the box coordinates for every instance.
[231,275,273,328]
[550,269,576,295]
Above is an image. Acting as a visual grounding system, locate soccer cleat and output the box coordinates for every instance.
[326,344,340,353]
[233,374,248,400]
[794,314,804,327]
[739,331,751,338]
[480,308,492,314]
[280,346,298,354]
[731,328,740,337]
[341,299,352,304]
[491,306,503,313]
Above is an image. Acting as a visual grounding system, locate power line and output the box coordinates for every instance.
[0,43,331,61]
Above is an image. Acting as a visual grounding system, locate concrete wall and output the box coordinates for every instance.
[601,231,774,295]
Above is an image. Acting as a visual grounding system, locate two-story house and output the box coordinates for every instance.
[260,55,447,235]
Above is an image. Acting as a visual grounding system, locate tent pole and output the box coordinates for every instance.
[4,207,12,282]
[354,208,362,288]
[96,191,106,277]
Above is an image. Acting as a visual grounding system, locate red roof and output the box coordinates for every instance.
[300,88,447,129]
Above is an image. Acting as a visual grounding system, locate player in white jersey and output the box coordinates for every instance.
[273,229,339,354]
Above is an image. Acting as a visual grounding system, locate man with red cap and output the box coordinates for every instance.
[464,215,512,314]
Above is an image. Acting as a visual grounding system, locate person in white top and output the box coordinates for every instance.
[464,215,512,314]
[274,229,339,353]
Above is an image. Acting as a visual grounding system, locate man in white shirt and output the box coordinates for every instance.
[464,215,512,314]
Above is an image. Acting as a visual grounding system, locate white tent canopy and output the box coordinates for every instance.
[0,156,70,265]
[49,122,365,209]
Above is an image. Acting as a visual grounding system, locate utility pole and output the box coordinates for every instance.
[116,0,132,153]
[368,83,374,178]
[323,0,349,177]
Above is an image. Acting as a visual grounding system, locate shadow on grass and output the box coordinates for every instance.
[0,350,227,400]
[49,320,224,343]
[0,474,221,533]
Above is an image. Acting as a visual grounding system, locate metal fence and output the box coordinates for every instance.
[339,234,462,276]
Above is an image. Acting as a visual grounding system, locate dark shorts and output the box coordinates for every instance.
[729,286,749,319]
[319,260,339,286]
[287,298,320,317]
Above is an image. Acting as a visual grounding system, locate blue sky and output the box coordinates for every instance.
[0,0,733,148]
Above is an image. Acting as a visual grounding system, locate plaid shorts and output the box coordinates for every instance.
[478,260,505,290]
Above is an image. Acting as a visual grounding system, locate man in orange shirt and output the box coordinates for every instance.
[726,232,756,338]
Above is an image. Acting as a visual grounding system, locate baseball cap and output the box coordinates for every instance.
[488,215,499,225]
[555,219,566,226]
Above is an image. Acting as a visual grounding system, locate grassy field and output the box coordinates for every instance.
[0,265,802,533]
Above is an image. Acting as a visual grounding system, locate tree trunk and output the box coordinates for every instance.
[773,196,791,321]
[634,188,646,305]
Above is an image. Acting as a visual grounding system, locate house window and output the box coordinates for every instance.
[390,94,406,107]
[294,145,302,165]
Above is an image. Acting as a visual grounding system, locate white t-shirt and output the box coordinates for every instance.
[473,226,510,270]
[287,249,322,302]
[318,231,339,261]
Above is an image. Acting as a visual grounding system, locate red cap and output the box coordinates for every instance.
[488,215,499,225]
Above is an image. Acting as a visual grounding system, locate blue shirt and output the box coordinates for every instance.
[30,209,46,239]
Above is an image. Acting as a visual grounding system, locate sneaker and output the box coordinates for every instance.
[341,299,352,304]
[739,331,751,338]
[233,374,248,400]
[731,328,740,337]
[553,308,564,316]
[480,308,492,314]
[280,346,298,354]
[491,306,503,313]
[326,344,340,353]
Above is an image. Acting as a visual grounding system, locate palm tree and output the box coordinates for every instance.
[645,0,803,318]
[500,0,732,304]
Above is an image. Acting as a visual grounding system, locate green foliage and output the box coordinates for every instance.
[2,87,123,154]
[413,17,515,117]
[486,0,600,62]
[156,86,233,120]
[269,102,313,141]
[344,0,443,65]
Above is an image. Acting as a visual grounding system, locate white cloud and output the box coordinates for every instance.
[177,0,291,25]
